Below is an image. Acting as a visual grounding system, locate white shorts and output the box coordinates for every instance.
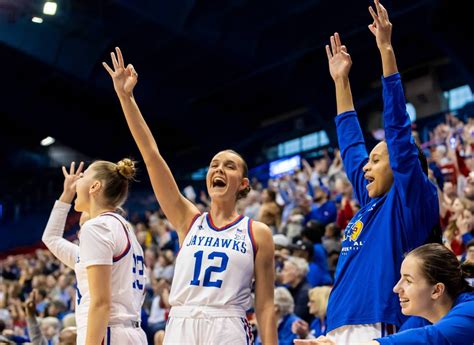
[326,323,395,345]
[77,324,147,345]
[163,306,253,345]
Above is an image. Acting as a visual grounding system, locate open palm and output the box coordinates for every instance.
[103,47,138,98]
[326,33,352,81]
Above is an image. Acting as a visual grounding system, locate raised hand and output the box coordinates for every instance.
[368,0,392,49]
[103,47,138,98]
[326,33,352,82]
[23,290,37,318]
[60,161,84,204]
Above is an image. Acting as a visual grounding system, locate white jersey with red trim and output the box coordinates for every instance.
[168,212,256,312]
[74,212,146,336]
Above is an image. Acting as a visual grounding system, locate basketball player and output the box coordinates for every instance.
[103,48,278,344]
[323,0,439,343]
[42,160,147,345]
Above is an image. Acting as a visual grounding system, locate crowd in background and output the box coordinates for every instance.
[1,112,474,344]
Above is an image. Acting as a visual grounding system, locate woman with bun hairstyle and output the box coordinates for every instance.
[42,159,147,345]
[295,243,474,345]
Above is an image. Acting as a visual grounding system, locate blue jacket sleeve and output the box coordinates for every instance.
[382,73,439,245]
[335,111,370,207]
[376,300,474,345]
[375,326,450,345]
[382,73,434,206]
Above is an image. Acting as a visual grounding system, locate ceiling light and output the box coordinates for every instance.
[32,17,44,23]
[43,2,57,15]
[41,136,55,146]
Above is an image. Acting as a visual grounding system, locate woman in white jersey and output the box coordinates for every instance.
[103,48,278,344]
[42,159,147,345]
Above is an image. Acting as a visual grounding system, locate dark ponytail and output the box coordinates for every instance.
[409,243,474,301]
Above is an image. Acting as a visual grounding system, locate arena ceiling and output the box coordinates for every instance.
[0,0,472,179]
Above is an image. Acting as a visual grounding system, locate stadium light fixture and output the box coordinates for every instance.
[32,17,44,23]
[41,136,55,146]
[43,2,57,15]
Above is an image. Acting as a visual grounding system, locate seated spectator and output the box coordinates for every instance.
[58,327,77,345]
[280,257,311,322]
[257,287,301,345]
[292,286,332,340]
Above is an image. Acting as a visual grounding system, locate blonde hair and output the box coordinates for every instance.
[91,158,136,208]
[308,286,332,318]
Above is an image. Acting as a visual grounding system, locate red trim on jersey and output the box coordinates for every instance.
[176,213,201,258]
[186,213,202,234]
[247,219,258,259]
[206,213,244,231]
[100,213,131,263]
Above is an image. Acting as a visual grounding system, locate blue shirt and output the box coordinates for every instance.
[307,244,332,287]
[255,313,301,345]
[309,317,327,338]
[326,73,439,332]
[305,201,338,226]
[376,292,474,345]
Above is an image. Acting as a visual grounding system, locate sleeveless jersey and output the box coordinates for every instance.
[169,212,256,312]
[74,212,146,332]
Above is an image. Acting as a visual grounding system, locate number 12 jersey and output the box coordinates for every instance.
[169,213,256,311]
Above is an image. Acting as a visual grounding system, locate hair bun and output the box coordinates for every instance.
[116,158,136,181]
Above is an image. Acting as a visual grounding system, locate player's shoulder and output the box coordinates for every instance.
[248,220,273,242]
[82,213,127,234]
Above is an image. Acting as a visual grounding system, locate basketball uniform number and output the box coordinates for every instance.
[190,251,229,288]
[132,253,145,290]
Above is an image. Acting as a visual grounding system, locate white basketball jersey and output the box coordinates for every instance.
[169,212,256,311]
[74,212,146,332]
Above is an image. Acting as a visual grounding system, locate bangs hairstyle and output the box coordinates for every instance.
[220,149,251,200]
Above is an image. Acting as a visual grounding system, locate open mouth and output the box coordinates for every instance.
[399,298,409,307]
[212,177,227,188]
[365,175,375,188]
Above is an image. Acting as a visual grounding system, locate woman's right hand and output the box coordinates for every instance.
[59,161,84,204]
[326,32,352,82]
[103,47,138,99]
[292,319,310,338]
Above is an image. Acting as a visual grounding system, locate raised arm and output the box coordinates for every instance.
[369,1,436,207]
[103,48,199,239]
[42,162,82,269]
[326,33,370,206]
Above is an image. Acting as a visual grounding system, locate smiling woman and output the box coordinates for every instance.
[322,0,440,343]
[103,48,278,344]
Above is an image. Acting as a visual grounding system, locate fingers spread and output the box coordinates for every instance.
[334,32,342,51]
[76,161,84,175]
[116,47,125,67]
[62,166,68,178]
[102,62,114,76]
[70,161,75,175]
[368,6,380,24]
[325,45,332,60]
[111,52,119,70]
[330,35,337,56]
